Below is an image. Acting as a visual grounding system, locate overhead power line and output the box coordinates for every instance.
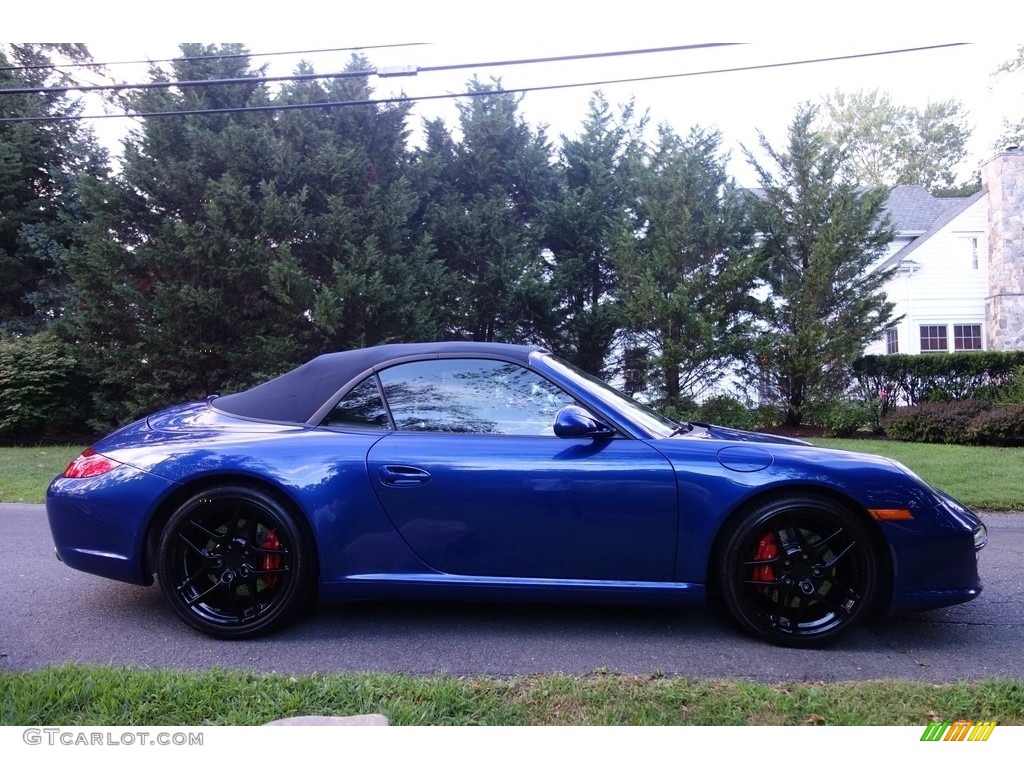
[0,44,969,124]
[0,43,431,73]
[0,43,737,96]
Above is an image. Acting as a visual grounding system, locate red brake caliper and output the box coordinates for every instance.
[261,529,282,589]
[752,531,778,592]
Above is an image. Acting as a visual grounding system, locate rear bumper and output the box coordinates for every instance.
[46,464,179,585]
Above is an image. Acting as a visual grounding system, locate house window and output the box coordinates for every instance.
[920,325,948,352]
[885,328,899,354]
[970,237,980,270]
[954,324,982,351]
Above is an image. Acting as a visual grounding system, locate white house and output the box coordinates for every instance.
[864,146,1024,356]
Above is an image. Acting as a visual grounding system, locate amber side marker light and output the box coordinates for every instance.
[63,448,122,478]
[867,508,914,521]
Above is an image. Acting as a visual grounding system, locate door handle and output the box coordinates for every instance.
[378,465,431,487]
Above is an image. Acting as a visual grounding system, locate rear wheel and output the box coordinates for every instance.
[157,485,314,639]
[716,495,879,648]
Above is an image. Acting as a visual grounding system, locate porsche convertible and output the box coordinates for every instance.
[46,341,986,647]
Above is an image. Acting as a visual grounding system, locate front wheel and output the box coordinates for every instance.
[716,495,880,648]
[157,485,315,639]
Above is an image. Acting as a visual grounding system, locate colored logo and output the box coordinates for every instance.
[921,720,997,741]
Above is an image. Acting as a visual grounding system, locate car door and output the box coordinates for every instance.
[363,358,679,582]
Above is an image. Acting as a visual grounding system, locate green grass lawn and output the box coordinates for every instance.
[812,438,1024,510]
[0,445,83,503]
[2,665,1022,726]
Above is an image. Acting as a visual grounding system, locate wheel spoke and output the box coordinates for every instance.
[823,540,857,569]
[181,577,223,608]
[177,531,214,560]
[811,527,844,554]
[817,589,856,616]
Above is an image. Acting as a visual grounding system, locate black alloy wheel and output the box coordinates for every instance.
[717,495,880,648]
[157,485,314,639]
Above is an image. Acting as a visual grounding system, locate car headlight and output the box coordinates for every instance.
[973,522,988,551]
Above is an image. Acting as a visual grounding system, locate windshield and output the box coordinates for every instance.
[536,354,678,438]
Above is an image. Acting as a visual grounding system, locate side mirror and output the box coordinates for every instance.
[553,405,616,439]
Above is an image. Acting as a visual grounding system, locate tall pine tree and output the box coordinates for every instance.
[540,94,646,376]
[0,44,108,332]
[67,44,299,426]
[743,104,896,426]
[418,78,557,342]
[270,55,449,351]
[614,125,758,414]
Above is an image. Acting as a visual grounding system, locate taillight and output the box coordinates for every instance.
[63,448,122,478]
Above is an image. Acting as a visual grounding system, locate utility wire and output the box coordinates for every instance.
[0,43,431,73]
[0,43,738,96]
[0,44,969,124]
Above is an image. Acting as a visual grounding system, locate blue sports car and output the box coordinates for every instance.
[46,342,986,647]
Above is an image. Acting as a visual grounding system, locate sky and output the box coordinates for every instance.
[8,1,1024,187]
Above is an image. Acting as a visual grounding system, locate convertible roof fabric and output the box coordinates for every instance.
[211,342,543,424]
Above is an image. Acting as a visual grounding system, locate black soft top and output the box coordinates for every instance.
[210,341,545,424]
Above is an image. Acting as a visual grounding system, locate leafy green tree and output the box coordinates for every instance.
[743,104,897,426]
[0,44,108,332]
[613,125,758,414]
[418,78,558,342]
[539,94,646,376]
[994,45,1024,149]
[0,330,83,437]
[818,89,971,192]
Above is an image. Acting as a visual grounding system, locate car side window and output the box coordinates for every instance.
[377,359,575,435]
[322,376,391,430]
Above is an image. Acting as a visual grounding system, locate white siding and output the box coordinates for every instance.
[864,197,988,356]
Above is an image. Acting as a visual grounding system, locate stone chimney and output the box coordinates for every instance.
[983,146,1024,351]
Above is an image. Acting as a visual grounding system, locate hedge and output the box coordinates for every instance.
[853,351,1024,405]
[883,400,1024,446]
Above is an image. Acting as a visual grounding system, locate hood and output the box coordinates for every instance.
[683,422,811,446]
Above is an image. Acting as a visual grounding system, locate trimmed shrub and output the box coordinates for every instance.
[694,395,756,430]
[996,366,1024,405]
[853,351,1024,405]
[750,403,783,430]
[966,405,1024,447]
[818,401,869,437]
[882,401,990,444]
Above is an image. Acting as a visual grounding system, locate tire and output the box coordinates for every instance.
[716,494,880,648]
[156,485,315,639]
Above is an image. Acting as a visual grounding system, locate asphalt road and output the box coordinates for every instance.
[2,503,1022,682]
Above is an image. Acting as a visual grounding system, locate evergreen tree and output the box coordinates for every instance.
[743,104,897,426]
[540,94,646,376]
[66,44,300,427]
[418,78,557,342]
[271,56,449,351]
[613,125,758,414]
[0,44,108,332]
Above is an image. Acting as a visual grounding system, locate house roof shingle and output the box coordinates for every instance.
[877,185,984,270]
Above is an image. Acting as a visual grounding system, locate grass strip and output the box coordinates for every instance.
[2,665,1023,726]
[0,446,83,503]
